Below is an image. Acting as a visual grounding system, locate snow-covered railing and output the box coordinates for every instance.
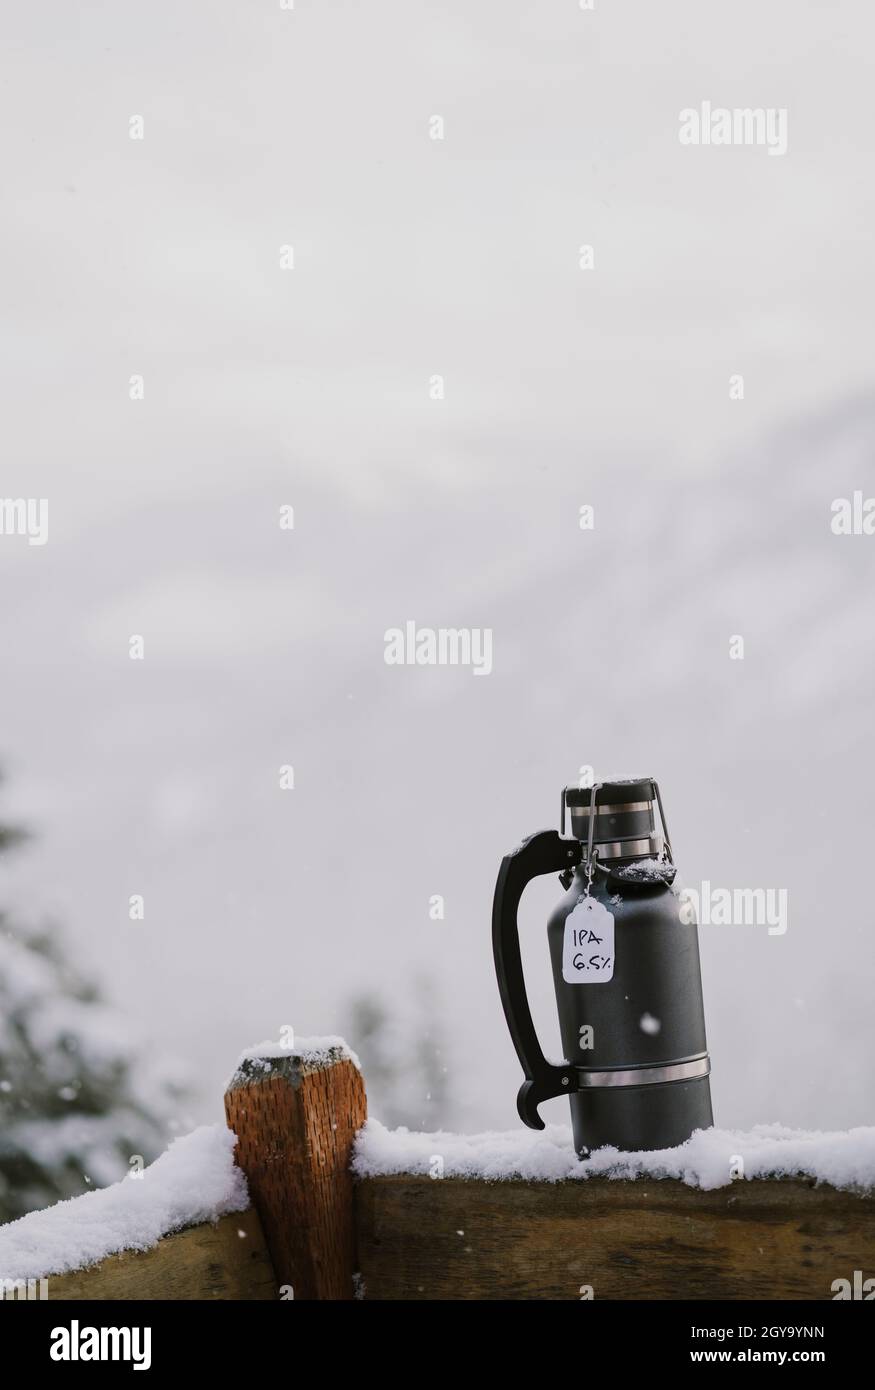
[0,1126,273,1300]
[2,1038,875,1300]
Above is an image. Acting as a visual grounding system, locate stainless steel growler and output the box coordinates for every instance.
[492,778,712,1156]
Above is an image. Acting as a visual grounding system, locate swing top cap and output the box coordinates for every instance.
[563,778,669,863]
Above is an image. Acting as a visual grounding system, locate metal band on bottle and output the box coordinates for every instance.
[574,1054,710,1089]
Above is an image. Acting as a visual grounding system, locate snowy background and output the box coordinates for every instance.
[2,0,875,1175]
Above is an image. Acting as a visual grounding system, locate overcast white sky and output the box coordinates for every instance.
[2,1,874,1136]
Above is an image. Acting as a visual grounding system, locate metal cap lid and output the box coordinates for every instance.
[562,777,672,864]
[565,778,655,809]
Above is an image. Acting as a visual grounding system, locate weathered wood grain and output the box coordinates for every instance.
[355,1176,875,1300]
[225,1051,367,1300]
[43,1208,275,1301]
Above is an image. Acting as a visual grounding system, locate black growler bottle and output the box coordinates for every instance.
[492,778,712,1156]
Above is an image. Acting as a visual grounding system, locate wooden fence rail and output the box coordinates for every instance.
[14,1046,875,1300]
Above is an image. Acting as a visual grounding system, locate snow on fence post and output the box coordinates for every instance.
[224,1040,366,1301]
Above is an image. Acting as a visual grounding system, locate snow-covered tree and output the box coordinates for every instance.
[0,789,182,1224]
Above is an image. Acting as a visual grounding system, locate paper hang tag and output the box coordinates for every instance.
[562,898,615,984]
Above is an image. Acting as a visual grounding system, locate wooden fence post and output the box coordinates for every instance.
[224,1043,367,1300]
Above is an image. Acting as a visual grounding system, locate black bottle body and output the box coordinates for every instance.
[548,865,713,1155]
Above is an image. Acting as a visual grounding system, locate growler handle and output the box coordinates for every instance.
[492,829,582,1129]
